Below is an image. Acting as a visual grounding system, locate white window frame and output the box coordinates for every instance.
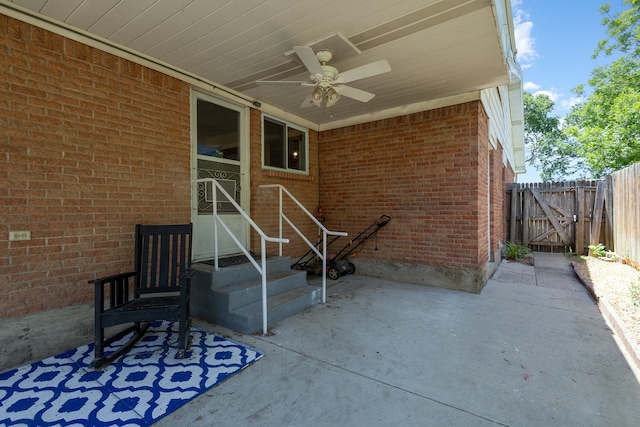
[262,114,309,175]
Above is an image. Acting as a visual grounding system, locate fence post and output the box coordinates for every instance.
[590,180,606,249]
[604,175,614,251]
[576,186,585,255]
[509,184,518,242]
[522,188,530,247]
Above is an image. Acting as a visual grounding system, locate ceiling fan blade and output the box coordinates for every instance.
[336,85,376,103]
[335,60,391,84]
[300,93,315,108]
[256,80,313,86]
[293,46,324,76]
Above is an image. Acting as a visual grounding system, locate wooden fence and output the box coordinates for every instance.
[608,163,640,267]
[506,180,610,255]
[506,163,640,267]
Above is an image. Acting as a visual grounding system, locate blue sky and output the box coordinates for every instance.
[512,0,625,181]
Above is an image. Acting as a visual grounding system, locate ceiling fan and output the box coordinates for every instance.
[257,46,391,108]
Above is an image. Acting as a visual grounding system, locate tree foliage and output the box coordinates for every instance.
[525,1,640,180]
[524,92,581,182]
[565,58,640,177]
[594,0,640,59]
[563,0,640,178]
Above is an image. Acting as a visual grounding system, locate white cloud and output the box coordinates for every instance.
[534,89,560,102]
[512,6,538,68]
[512,1,581,116]
[523,81,540,91]
[528,90,583,113]
[560,96,584,109]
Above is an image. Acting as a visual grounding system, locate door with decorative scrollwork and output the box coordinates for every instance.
[192,93,248,261]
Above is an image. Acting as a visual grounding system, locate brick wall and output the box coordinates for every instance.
[476,104,490,266]
[318,102,494,280]
[1,15,191,317]
[248,109,321,257]
[490,144,506,260]
[0,14,517,316]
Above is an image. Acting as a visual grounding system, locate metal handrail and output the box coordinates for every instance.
[193,178,288,335]
[259,184,347,303]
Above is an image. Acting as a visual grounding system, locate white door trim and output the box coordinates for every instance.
[190,89,250,261]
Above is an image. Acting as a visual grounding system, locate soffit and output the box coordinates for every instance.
[5,0,511,129]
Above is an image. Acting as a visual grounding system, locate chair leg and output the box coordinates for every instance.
[176,318,191,359]
[91,323,150,369]
[94,325,105,360]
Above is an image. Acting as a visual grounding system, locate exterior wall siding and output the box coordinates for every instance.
[1,15,192,317]
[318,102,501,292]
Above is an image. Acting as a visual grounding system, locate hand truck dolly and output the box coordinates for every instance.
[291,214,391,280]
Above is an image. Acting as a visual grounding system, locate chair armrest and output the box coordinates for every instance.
[90,271,137,311]
[89,271,137,285]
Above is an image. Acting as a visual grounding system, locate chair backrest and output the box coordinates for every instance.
[134,223,192,296]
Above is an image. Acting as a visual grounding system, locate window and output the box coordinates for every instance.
[197,99,240,160]
[195,96,243,213]
[263,116,307,173]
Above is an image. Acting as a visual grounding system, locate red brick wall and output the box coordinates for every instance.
[318,102,490,271]
[490,144,506,260]
[1,15,191,317]
[476,104,490,266]
[0,14,517,317]
[248,109,321,257]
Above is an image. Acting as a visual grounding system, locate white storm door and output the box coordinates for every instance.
[192,93,249,261]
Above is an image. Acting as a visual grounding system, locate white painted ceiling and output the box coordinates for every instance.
[5,0,517,129]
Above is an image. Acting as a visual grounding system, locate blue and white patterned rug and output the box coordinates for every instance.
[0,321,263,426]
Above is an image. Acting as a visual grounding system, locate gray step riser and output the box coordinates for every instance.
[191,283,321,334]
[190,269,224,322]
[220,271,308,311]
[190,256,321,334]
[209,257,293,288]
[229,287,322,334]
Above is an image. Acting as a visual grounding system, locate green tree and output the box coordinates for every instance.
[594,0,640,58]
[565,58,640,177]
[564,0,640,178]
[524,92,581,182]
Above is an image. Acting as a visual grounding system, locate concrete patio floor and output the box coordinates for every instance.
[2,252,640,426]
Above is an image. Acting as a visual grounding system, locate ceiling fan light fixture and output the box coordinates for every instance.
[325,86,340,107]
[267,46,389,109]
[311,86,323,106]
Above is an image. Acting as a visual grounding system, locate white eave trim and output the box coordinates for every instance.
[318,92,482,131]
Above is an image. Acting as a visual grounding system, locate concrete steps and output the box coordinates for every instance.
[190,256,321,334]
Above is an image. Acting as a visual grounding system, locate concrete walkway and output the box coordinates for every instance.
[2,253,640,426]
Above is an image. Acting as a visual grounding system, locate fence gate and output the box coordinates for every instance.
[506,181,609,254]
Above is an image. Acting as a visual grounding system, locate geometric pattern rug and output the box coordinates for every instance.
[0,321,263,426]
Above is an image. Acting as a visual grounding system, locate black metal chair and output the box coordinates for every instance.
[89,223,193,369]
